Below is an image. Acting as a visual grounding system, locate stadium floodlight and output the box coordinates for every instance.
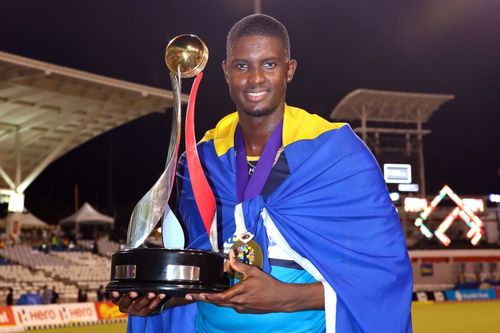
[7,192,24,213]
[489,194,500,203]
[404,198,428,212]
[398,183,419,192]
[413,185,484,246]
[389,192,400,201]
[383,164,412,184]
[462,198,484,213]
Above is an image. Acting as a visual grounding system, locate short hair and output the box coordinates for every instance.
[226,14,290,60]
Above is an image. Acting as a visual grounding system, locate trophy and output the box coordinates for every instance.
[105,35,229,296]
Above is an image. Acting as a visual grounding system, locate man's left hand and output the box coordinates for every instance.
[185,250,324,313]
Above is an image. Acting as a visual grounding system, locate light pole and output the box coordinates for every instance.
[254,0,261,14]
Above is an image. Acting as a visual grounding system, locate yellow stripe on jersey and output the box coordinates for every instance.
[201,105,346,158]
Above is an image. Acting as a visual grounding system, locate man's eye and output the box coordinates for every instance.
[263,62,276,69]
[236,63,248,70]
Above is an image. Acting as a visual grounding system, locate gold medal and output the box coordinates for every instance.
[230,232,263,279]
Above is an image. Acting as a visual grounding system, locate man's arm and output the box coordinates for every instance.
[185,250,324,313]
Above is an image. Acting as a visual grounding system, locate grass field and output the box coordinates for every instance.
[32,322,127,333]
[412,301,500,333]
[29,301,500,333]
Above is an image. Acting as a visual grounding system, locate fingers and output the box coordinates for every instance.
[185,282,243,306]
[129,293,156,313]
[111,291,121,304]
[113,291,167,316]
[117,292,139,313]
[228,249,260,280]
[185,293,207,302]
[147,293,167,311]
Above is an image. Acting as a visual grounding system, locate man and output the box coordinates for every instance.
[97,285,105,302]
[6,287,13,306]
[117,14,413,332]
[40,285,52,305]
[51,286,60,304]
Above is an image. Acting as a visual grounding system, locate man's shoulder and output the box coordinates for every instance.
[200,112,238,143]
[283,105,347,146]
[196,112,238,158]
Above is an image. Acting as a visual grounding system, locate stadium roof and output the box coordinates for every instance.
[0,51,187,193]
[330,89,454,123]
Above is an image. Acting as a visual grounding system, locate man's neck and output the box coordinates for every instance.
[238,106,284,156]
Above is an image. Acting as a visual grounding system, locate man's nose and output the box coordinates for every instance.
[248,67,265,85]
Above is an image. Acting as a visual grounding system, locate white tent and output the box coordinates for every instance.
[0,211,50,229]
[59,202,114,227]
[19,211,51,229]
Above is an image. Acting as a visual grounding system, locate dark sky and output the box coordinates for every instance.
[1,0,499,231]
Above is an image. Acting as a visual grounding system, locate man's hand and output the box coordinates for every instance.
[185,250,324,313]
[111,291,167,316]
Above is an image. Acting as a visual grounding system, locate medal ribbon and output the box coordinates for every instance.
[235,120,283,203]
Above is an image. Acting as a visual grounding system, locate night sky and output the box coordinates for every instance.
[1,1,499,233]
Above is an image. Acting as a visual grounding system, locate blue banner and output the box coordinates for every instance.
[445,288,497,301]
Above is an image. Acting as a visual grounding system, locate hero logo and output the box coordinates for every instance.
[29,309,57,320]
[69,307,93,318]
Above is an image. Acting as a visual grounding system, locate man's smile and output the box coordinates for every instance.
[244,89,269,102]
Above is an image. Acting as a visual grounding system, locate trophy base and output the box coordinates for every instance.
[106,248,230,296]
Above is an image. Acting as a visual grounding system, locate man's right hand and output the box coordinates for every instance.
[111,291,167,316]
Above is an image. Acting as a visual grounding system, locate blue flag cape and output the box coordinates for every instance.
[128,105,412,333]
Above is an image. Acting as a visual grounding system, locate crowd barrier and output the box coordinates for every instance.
[0,302,126,332]
[413,288,500,302]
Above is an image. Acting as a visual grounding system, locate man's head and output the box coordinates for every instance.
[223,14,296,118]
[226,14,291,61]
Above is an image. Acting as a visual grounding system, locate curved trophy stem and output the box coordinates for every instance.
[161,69,186,249]
[125,71,183,249]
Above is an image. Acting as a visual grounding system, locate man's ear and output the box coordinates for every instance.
[286,59,297,83]
[221,60,229,83]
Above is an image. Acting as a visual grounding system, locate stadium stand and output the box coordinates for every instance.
[0,241,119,305]
[0,245,66,268]
[97,238,120,257]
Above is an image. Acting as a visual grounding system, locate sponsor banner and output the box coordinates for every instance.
[60,303,98,323]
[94,302,127,320]
[13,304,64,327]
[433,291,446,302]
[415,292,429,302]
[444,289,498,301]
[0,306,21,331]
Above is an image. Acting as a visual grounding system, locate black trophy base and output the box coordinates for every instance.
[106,248,229,296]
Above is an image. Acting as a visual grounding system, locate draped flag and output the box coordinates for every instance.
[128,105,412,333]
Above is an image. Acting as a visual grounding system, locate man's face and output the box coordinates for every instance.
[222,35,296,118]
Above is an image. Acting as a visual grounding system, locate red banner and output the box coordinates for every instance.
[0,306,17,328]
[94,302,127,320]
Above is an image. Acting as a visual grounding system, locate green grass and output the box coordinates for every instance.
[28,301,500,333]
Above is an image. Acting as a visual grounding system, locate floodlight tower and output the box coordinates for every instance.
[330,89,454,196]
